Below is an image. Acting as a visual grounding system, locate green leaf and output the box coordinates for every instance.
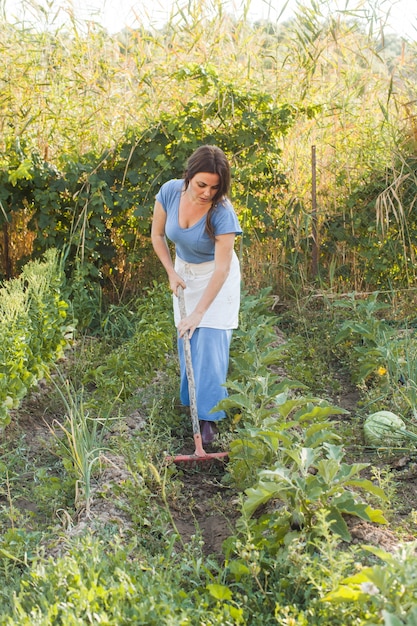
[342,569,374,585]
[323,443,345,462]
[228,560,250,581]
[300,446,317,471]
[322,586,363,603]
[8,159,33,185]
[260,466,293,483]
[260,348,285,365]
[316,458,342,483]
[285,446,317,470]
[217,393,252,411]
[363,545,395,563]
[335,462,369,481]
[229,438,267,463]
[305,421,338,438]
[228,606,244,622]
[326,507,352,541]
[295,403,348,423]
[206,584,233,601]
[363,505,388,525]
[304,475,326,499]
[256,430,286,452]
[331,492,369,517]
[243,481,283,517]
[344,478,387,501]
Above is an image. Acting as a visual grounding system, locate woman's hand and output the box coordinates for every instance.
[177,310,203,339]
[168,273,186,295]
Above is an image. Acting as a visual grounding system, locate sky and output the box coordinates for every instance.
[3,0,417,39]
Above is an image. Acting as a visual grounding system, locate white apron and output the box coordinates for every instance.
[173,251,240,329]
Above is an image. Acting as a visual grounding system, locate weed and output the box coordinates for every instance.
[369,466,399,522]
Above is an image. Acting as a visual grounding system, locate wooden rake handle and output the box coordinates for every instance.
[177,286,201,440]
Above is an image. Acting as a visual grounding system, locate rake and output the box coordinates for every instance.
[166,286,229,465]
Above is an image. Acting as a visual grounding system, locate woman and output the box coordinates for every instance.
[151,145,242,445]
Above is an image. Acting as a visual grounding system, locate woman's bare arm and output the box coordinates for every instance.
[151,200,186,294]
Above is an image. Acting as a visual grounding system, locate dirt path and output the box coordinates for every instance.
[168,462,239,557]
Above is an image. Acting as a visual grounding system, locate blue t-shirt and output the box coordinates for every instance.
[155,179,242,263]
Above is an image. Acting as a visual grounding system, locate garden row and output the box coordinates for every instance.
[0,249,70,425]
[2,260,417,622]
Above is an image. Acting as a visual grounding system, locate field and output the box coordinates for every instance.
[2,280,417,623]
[1,0,417,623]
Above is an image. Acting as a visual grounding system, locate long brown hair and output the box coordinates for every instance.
[183,145,231,241]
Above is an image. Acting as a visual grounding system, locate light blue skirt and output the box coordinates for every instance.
[178,327,233,421]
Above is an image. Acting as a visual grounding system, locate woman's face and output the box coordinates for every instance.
[187,172,220,206]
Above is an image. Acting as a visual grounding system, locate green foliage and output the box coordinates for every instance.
[323,542,417,624]
[224,385,345,489]
[215,288,390,625]
[81,282,175,403]
[222,288,349,494]
[0,2,416,295]
[0,249,71,425]
[322,156,417,290]
[0,75,301,285]
[62,258,103,333]
[228,288,288,382]
[46,376,117,514]
[1,6,417,611]
[331,292,417,427]
[333,293,395,383]
[121,85,294,238]
[5,534,244,625]
[223,511,370,624]
[242,442,387,544]
[0,267,408,624]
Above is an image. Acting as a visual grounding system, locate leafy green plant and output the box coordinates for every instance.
[221,288,348,492]
[1,0,415,298]
[0,527,41,584]
[323,542,417,624]
[222,288,388,550]
[333,293,395,383]
[229,288,282,376]
[81,282,174,403]
[382,329,417,420]
[242,443,387,544]
[332,293,417,427]
[5,533,244,625]
[223,384,345,489]
[63,258,103,333]
[0,249,70,425]
[223,510,369,625]
[275,306,345,395]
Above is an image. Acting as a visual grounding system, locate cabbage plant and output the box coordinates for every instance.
[363,410,417,448]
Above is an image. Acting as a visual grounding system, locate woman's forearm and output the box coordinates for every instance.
[151,234,176,277]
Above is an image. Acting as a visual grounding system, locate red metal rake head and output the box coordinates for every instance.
[166,433,229,465]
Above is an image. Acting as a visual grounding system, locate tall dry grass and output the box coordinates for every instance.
[0,0,416,294]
